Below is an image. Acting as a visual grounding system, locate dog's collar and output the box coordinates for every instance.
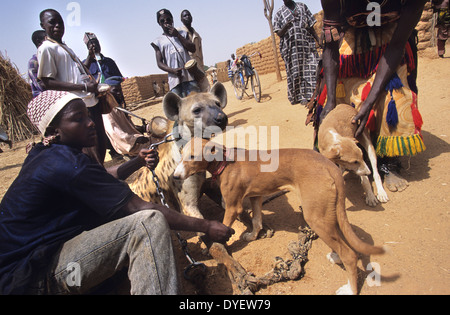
[211,149,231,181]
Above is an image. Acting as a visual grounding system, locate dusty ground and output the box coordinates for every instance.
[1,52,449,295]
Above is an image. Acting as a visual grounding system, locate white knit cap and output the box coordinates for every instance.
[28,90,82,135]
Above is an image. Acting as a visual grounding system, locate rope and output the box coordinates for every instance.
[237,226,318,295]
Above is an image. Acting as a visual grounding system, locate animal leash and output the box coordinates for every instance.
[147,134,207,283]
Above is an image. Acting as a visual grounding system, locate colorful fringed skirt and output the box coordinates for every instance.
[313,23,425,158]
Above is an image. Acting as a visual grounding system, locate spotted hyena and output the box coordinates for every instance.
[129,82,228,219]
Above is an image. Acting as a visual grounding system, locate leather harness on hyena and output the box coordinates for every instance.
[129,82,228,219]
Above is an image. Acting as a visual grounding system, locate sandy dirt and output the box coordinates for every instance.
[1,52,449,295]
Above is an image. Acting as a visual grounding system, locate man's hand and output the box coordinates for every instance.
[352,102,371,137]
[87,45,97,62]
[165,24,180,37]
[138,148,159,170]
[205,220,235,244]
[171,67,184,77]
[85,81,98,93]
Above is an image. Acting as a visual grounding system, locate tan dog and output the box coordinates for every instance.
[318,104,389,206]
[174,138,386,295]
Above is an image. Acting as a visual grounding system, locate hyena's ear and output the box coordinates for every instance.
[163,92,183,121]
[210,82,227,109]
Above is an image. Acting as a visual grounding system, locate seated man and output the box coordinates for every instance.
[0,90,234,295]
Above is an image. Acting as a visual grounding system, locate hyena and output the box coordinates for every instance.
[129,83,228,219]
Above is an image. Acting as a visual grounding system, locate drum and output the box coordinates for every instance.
[148,116,169,138]
[185,59,205,83]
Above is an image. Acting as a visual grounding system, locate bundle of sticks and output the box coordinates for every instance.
[0,52,36,143]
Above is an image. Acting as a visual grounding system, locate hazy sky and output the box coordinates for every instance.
[0,0,322,78]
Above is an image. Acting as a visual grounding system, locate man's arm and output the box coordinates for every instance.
[151,43,183,77]
[41,77,98,93]
[352,0,428,136]
[307,26,322,47]
[169,27,196,53]
[276,20,293,38]
[106,149,157,181]
[121,194,234,244]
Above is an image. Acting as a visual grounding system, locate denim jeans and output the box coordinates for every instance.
[28,210,178,295]
[171,80,200,98]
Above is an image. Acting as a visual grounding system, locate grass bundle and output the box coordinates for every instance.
[0,52,36,142]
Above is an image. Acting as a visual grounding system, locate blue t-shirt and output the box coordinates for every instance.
[85,54,123,82]
[0,143,134,294]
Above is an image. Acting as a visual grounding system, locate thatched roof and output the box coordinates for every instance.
[0,52,37,142]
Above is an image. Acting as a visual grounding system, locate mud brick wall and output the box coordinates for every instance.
[236,36,286,76]
[416,2,437,52]
[122,74,168,105]
[216,61,230,83]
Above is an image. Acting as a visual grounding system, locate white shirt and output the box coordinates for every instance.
[37,40,97,107]
[152,31,194,90]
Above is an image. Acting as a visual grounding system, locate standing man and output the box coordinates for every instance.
[179,10,205,71]
[83,34,154,158]
[432,0,450,58]
[83,32,124,83]
[179,9,209,92]
[315,0,427,192]
[37,9,107,165]
[151,9,199,97]
[274,0,320,105]
[28,30,47,98]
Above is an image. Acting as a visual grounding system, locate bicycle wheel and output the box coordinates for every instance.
[251,69,261,102]
[233,72,245,100]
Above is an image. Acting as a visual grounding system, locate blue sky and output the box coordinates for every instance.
[0,0,322,78]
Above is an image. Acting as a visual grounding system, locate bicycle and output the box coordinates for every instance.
[232,52,262,102]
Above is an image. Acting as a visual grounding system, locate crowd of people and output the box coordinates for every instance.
[0,0,439,295]
[0,7,232,295]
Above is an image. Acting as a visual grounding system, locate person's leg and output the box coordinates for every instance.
[437,24,450,57]
[437,39,446,57]
[378,157,409,192]
[44,210,178,295]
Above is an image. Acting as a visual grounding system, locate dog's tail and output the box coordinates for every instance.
[334,171,386,256]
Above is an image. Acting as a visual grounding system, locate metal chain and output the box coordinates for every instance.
[147,133,178,207]
[147,133,207,284]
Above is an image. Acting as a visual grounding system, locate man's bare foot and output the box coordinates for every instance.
[385,171,409,192]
